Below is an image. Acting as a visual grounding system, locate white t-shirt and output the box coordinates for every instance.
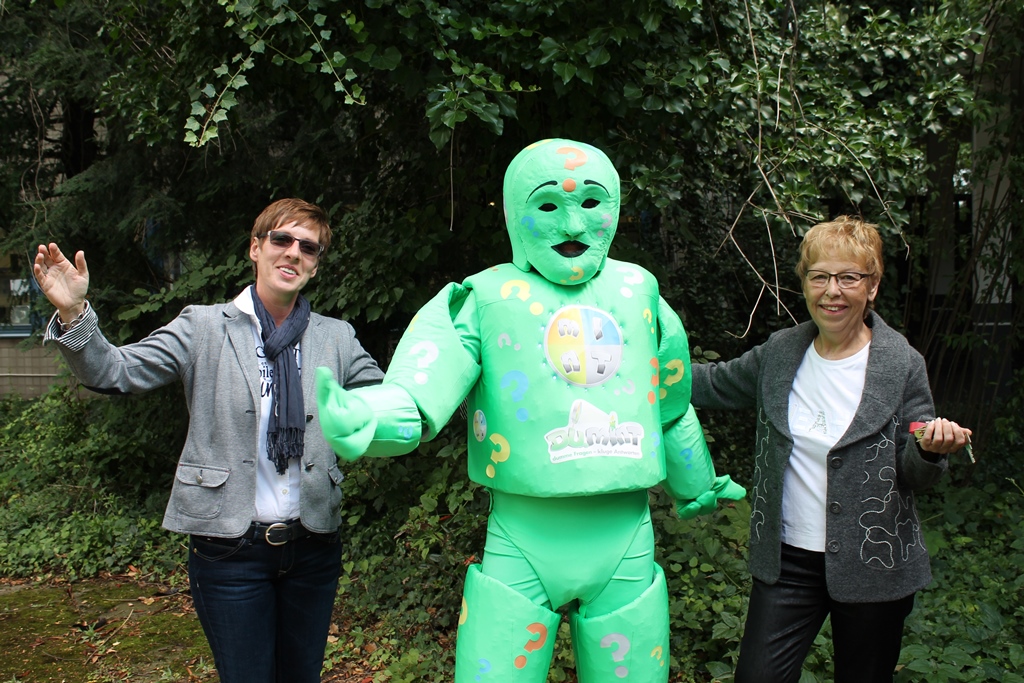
[234,289,302,523]
[782,342,869,552]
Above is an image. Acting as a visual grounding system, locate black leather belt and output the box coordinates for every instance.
[247,519,310,546]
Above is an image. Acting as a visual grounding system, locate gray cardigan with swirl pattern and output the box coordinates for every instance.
[691,311,948,602]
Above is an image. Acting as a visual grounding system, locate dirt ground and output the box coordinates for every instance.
[0,574,383,683]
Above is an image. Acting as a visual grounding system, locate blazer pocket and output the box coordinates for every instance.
[174,463,231,520]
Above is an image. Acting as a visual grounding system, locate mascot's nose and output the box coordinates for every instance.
[564,213,586,238]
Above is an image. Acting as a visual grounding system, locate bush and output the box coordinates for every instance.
[900,479,1024,683]
[0,385,185,579]
[3,382,1023,682]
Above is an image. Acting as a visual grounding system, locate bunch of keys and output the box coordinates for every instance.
[909,421,975,463]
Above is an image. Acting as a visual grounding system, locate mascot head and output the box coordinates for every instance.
[502,139,620,285]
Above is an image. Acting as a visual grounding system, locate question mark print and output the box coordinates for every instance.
[500,279,530,300]
[659,359,685,399]
[521,216,540,237]
[650,432,661,459]
[513,622,549,669]
[476,659,491,680]
[409,340,440,385]
[557,146,588,171]
[651,646,665,667]
[599,633,631,678]
[500,279,544,316]
[614,379,636,396]
[459,597,468,626]
[486,434,510,478]
[642,308,655,334]
[497,333,521,351]
[501,370,530,421]
[617,266,644,298]
[662,359,685,386]
[569,266,585,281]
[678,447,694,469]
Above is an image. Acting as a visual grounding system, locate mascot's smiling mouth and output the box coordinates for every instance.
[553,241,590,258]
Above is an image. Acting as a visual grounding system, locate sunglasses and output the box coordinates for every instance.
[259,230,324,258]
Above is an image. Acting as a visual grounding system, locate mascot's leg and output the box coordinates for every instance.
[455,564,561,683]
[569,564,670,683]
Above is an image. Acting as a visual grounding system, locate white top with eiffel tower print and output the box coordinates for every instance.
[782,341,869,552]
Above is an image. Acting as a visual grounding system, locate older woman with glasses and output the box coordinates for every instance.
[690,216,971,683]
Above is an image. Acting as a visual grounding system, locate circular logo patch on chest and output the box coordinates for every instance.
[543,305,623,386]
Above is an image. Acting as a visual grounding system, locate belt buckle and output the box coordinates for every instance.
[265,522,290,546]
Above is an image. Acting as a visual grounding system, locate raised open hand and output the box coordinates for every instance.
[33,243,89,321]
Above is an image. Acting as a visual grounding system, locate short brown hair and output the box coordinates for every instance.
[796,216,883,284]
[250,198,332,252]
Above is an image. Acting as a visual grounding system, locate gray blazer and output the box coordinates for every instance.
[47,298,383,537]
[691,311,947,602]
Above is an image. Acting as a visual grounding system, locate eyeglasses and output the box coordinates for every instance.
[805,270,873,289]
[259,230,324,258]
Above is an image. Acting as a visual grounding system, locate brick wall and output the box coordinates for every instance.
[0,334,69,398]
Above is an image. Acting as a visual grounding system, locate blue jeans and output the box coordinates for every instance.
[188,531,343,683]
[735,543,915,683]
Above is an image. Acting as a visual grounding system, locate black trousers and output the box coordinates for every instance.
[734,543,915,683]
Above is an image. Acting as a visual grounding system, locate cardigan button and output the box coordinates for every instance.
[827,540,840,553]
[829,502,842,514]
[830,457,843,469]
[195,473,203,485]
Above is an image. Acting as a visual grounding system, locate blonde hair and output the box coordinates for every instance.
[796,216,883,283]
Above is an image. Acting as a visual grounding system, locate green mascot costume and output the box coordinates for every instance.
[316,139,745,682]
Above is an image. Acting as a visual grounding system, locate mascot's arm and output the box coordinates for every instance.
[656,297,745,518]
[316,372,422,460]
[317,283,482,461]
[655,296,692,425]
[661,405,746,519]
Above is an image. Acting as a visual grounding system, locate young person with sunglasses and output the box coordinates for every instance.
[33,198,383,683]
[690,216,972,683]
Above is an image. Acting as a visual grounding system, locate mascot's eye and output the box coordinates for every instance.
[581,198,600,209]
[539,203,558,212]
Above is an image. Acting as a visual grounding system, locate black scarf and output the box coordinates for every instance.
[250,285,311,474]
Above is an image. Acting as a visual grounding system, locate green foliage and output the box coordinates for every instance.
[2,385,1023,681]
[654,493,750,676]
[325,430,485,679]
[0,386,185,580]
[900,480,1024,683]
[2,0,1013,382]
[0,492,177,581]
[1,0,1022,680]
[990,368,1024,458]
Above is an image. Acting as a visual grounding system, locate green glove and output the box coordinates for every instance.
[675,475,746,520]
[315,367,377,462]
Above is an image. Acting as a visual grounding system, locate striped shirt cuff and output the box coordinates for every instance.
[43,301,98,351]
